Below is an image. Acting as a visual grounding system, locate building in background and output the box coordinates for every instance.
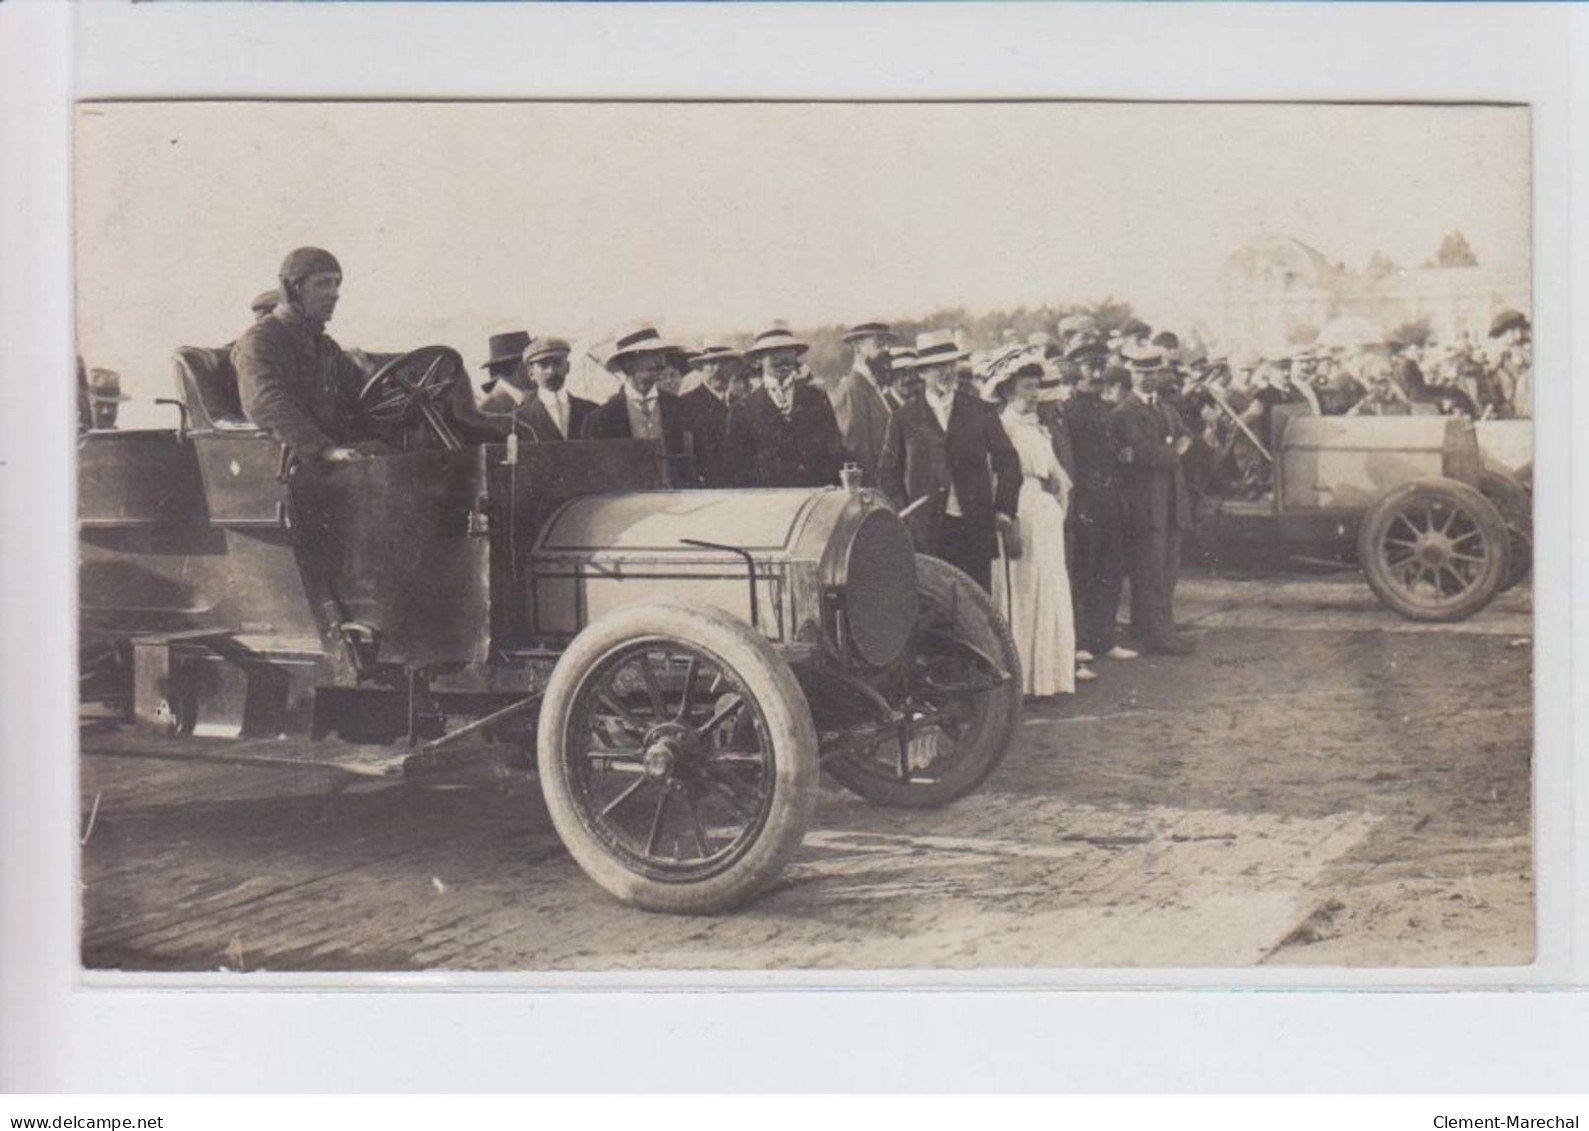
[1218,234,1529,356]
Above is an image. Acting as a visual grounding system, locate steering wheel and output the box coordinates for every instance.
[357,345,467,451]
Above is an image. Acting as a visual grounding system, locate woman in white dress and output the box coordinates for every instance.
[986,359,1078,698]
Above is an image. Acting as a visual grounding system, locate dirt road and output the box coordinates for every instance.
[79,573,1533,972]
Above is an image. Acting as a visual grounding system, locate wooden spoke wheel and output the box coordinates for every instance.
[823,554,1022,808]
[1358,478,1512,623]
[537,600,818,913]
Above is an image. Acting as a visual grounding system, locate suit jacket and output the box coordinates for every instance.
[1111,392,1192,530]
[829,365,893,486]
[581,388,687,448]
[721,384,845,489]
[1061,392,1121,495]
[878,390,1022,560]
[477,385,596,442]
[680,383,732,487]
[1036,401,1077,483]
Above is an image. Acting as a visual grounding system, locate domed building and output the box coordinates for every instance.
[1218,236,1341,355]
[1217,234,1529,357]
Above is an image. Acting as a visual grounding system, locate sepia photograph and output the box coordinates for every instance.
[72,99,1534,974]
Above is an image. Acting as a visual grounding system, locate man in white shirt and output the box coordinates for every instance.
[514,337,597,442]
[878,329,1023,592]
[581,325,690,465]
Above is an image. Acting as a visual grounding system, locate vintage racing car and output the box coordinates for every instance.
[1190,402,1532,622]
[78,346,1022,913]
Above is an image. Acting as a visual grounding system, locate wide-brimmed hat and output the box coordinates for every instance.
[1488,308,1529,338]
[688,341,743,368]
[609,324,680,363]
[842,321,895,344]
[1122,344,1169,372]
[87,368,131,403]
[481,330,531,369]
[744,325,810,359]
[982,356,1056,403]
[900,328,970,370]
[523,337,571,366]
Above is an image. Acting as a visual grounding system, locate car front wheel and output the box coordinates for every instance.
[537,599,818,914]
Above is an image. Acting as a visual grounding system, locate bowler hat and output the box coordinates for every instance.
[523,337,571,366]
[1152,330,1180,350]
[744,325,810,359]
[842,321,895,344]
[278,246,342,284]
[1119,317,1151,339]
[87,368,131,403]
[481,330,531,370]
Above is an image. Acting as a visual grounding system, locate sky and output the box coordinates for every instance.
[74,101,1530,428]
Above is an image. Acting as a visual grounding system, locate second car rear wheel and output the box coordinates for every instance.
[537,599,819,914]
[1357,478,1512,623]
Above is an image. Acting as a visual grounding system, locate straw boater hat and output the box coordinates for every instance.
[608,323,681,363]
[87,368,131,403]
[888,346,917,367]
[842,321,896,344]
[523,337,571,366]
[900,328,970,370]
[481,330,531,370]
[1122,344,1170,372]
[687,341,743,369]
[743,325,811,359]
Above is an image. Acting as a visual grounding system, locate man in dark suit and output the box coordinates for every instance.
[1112,347,1194,655]
[829,321,897,486]
[722,327,845,489]
[478,336,596,443]
[678,342,743,487]
[878,329,1022,593]
[581,324,691,461]
[1066,358,1136,662]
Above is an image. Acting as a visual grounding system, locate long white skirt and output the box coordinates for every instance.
[991,481,1077,696]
